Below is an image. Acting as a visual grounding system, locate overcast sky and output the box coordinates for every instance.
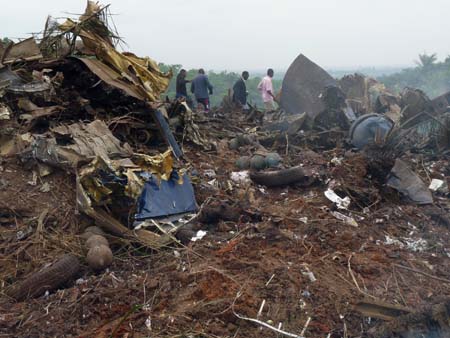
[1,0,449,71]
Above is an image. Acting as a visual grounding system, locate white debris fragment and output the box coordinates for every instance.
[230,171,250,184]
[27,171,38,186]
[384,235,404,248]
[331,211,358,227]
[203,169,216,178]
[445,249,450,258]
[191,230,207,242]
[325,189,350,209]
[429,179,448,194]
[302,271,317,282]
[145,316,152,331]
[299,217,308,224]
[39,182,51,193]
[301,266,317,282]
[330,157,343,165]
[0,104,11,120]
[207,178,217,186]
[403,238,428,252]
[383,235,428,252]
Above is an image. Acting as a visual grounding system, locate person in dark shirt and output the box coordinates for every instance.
[191,69,213,111]
[232,71,249,109]
[175,69,190,99]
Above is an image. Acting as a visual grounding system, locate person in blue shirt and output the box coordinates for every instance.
[191,69,213,111]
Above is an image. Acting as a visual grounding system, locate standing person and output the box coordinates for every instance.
[191,69,213,111]
[232,71,249,110]
[258,68,276,111]
[175,69,190,100]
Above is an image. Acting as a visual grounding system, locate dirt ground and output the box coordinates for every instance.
[1,128,450,338]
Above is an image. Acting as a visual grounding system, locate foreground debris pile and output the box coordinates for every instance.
[2,4,450,338]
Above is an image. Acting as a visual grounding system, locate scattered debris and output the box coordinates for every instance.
[324,188,351,209]
[331,211,359,227]
[2,4,450,338]
[387,159,433,204]
[429,178,449,194]
[191,230,207,242]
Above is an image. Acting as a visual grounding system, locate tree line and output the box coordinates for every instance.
[378,53,450,98]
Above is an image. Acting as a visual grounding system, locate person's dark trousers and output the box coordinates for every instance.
[196,98,210,111]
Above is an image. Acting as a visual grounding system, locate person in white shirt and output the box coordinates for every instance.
[257,68,276,111]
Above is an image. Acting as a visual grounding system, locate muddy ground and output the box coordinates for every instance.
[1,129,450,338]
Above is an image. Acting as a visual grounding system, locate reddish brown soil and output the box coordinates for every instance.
[1,141,450,338]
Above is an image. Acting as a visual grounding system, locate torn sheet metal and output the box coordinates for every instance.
[387,159,433,204]
[74,57,148,102]
[178,102,212,150]
[75,150,181,248]
[73,58,183,157]
[400,88,434,124]
[339,74,371,114]
[0,37,42,64]
[59,1,171,102]
[76,152,195,244]
[27,120,132,169]
[431,90,450,114]
[77,150,174,205]
[19,105,64,123]
[0,67,50,93]
[135,171,197,221]
[281,54,338,117]
[131,150,174,181]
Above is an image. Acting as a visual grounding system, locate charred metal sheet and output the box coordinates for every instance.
[400,88,434,123]
[0,38,42,64]
[0,67,50,93]
[26,120,132,169]
[431,91,450,114]
[61,2,171,103]
[387,158,433,205]
[73,57,146,101]
[72,59,183,157]
[280,54,338,117]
